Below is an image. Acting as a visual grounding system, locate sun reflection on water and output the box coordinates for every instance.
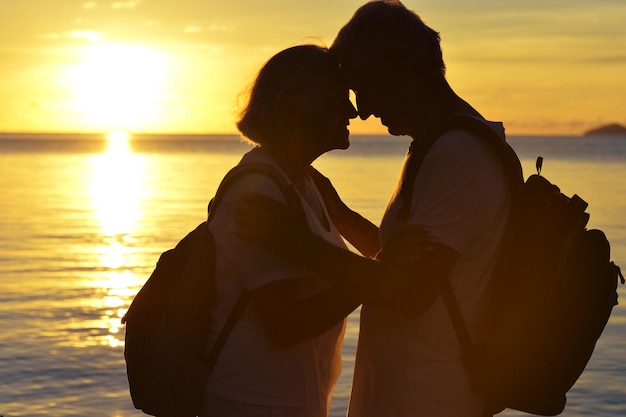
[87,132,147,348]
[90,132,143,237]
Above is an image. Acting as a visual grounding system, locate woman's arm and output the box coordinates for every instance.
[250,280,359,348]
[308,167,380,258]
[236,193,458,318]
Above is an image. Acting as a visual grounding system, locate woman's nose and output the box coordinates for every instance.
[356,93,373,120]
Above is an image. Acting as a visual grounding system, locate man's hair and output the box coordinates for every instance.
[237,44,338,147]
[331,0,445,75]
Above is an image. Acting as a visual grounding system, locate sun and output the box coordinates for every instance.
[67,42,168,132]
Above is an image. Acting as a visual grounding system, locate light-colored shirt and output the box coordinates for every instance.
[349,124,510,417]
[206,147,347,417]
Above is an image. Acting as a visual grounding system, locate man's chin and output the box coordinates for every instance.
[381,119,403,136]
[386,125,405,137]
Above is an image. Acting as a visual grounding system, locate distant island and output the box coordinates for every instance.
[583,123,626,136]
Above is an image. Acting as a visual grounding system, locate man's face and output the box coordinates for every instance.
[341,53,413,137]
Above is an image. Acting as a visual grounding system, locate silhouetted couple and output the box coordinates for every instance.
[200,1,509,416]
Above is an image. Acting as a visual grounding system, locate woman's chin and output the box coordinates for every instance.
[318,128,351,154]
[335,134,351,151]
[339,127,352,149]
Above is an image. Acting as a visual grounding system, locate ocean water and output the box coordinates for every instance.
[0,133,625,417]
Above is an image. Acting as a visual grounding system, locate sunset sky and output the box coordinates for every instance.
[1,0,625,136]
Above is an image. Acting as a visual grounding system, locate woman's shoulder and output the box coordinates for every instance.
[221,148,290,202]
[240,147,279,168]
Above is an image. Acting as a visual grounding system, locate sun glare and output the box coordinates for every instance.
[107,131,131,153]
[67,43,167,131]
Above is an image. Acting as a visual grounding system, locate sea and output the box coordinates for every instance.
[0,132,625,417]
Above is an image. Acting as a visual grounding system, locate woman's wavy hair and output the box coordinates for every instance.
[237,44,339,147]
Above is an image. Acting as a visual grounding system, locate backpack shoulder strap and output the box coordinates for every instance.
[201,161,302,369]
[398,115,524,352]
[434,117,523,360]
[207,162,302,224]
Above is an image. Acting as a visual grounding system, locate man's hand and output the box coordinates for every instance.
[235,192,309,260]
[376,225,436,266]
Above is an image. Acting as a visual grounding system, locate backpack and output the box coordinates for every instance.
[121,162,297,417]
[400,115,624,416]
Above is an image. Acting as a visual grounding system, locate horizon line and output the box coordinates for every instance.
[0,131,600,139]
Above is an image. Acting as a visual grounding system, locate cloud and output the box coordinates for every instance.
[40,30,104,43]
[70,30,104,42]
[581,54,626,64]
[184,26,203,34]
[183,23,235,34]
[112,1,140,9]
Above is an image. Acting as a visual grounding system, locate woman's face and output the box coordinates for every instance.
[300,71,358,158]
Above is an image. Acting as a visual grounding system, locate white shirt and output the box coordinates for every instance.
[206,147,347,417]
[349,124,511,417]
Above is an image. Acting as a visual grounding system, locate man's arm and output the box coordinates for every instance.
[296,232,458,317]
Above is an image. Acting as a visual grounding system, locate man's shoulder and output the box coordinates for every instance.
[437,118,503,142]
[431,128,487,158]
[425,125,507,184]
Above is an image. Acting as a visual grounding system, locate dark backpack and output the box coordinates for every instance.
[121,162,297,417]
[400,116,624,416]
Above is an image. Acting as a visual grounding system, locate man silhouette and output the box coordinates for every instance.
[329,2,511,416]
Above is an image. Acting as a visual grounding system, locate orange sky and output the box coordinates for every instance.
[1,0,625,136]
